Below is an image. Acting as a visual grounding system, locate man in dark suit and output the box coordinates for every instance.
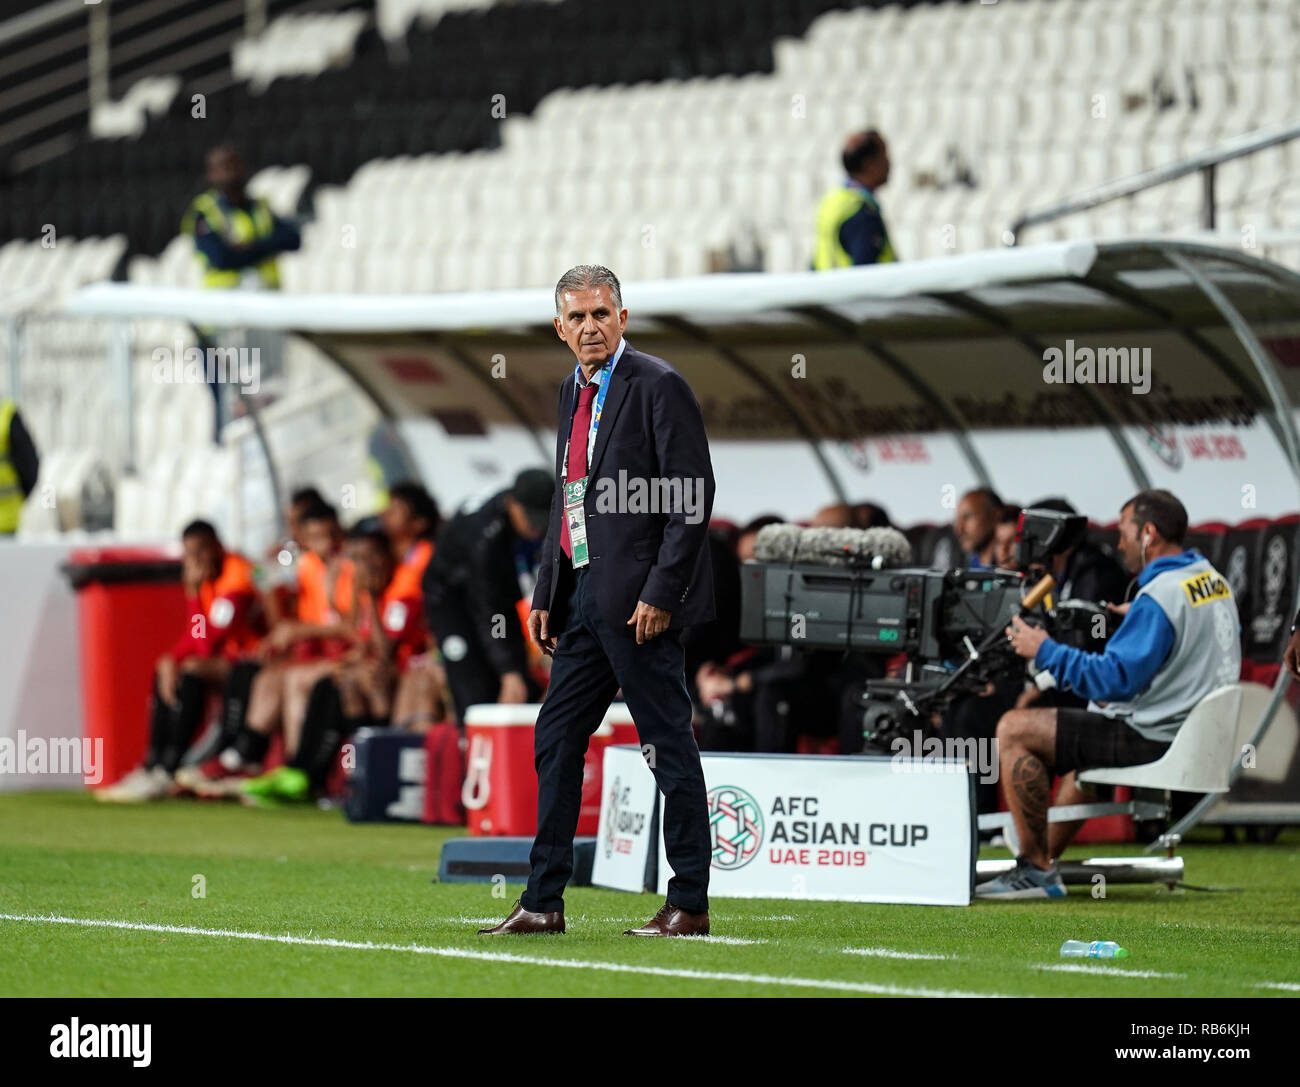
[479,265,716,938]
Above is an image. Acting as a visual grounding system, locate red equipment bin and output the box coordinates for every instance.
[462,702,641,836]
[63,547,184,788]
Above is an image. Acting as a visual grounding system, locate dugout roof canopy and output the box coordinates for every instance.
[65,239,1300,491]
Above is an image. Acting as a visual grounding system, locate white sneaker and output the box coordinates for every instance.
[97,765,173,803]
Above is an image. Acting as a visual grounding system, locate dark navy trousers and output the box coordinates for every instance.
[522,567,710,914]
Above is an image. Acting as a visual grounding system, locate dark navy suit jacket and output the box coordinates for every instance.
[532,343,716,635]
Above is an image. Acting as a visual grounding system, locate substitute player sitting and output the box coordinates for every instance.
[99,521,265,802]
[241,527,437,802]
[178,500,355,796]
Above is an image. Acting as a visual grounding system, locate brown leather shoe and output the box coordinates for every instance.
[623,902,709,937]
[477,900,565,935]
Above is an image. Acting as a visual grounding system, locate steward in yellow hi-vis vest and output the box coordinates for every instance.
[182,145,300,290]
[813,129,897,269]
[0,398,40,534]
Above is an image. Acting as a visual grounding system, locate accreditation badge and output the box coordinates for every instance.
[564,476,590,568]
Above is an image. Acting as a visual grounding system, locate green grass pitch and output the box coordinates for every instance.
[2,791,1297,997]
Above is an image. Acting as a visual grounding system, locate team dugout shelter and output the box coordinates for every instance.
[66,238,1300,835]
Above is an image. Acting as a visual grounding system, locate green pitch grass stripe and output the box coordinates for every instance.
[0,913,1017,998]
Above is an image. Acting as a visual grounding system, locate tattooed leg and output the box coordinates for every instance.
[1049,771,1092,860]
[1011,754,1051,862]
[996,708,1058,869]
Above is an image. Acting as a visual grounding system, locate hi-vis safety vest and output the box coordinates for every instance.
[0,399,24,533]
[182,191,282,289]
[813,184,896,269]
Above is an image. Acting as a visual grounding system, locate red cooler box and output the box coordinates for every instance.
[63,547,184,788]
[583,704,640,831]
[463,703,640,836]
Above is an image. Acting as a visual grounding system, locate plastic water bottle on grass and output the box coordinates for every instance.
[1060,939,1128,959]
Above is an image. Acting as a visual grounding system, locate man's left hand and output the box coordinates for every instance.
[1006,614,1048,660]
[627,601,671,645]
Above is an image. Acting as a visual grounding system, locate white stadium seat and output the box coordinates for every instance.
[1080,685,1244,794]
[13,0,1300,544]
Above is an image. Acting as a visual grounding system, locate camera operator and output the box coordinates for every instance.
[1014,497,1131,711]
[954,487,1002,568]
[936,492,1017,819]
[979,489,1240,899]
[1029,497,1131,606]
[993,503,1021,570]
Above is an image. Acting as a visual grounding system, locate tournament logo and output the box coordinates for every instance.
[603,776,622,860]
[1263,535,1287,616]
[840,439,871,472]
[1214,603,1239,681]
[1250,534,1289,645]
[1225,545,1249,601]
[707,785,764,870]
[1143,425,1182,470]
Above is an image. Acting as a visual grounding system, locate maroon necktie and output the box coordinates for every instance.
[560,382,598,558]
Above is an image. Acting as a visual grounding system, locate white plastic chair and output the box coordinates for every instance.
[1080,684,1243,794]
[979,684,1251,870]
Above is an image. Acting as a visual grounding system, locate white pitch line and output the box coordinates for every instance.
[843,947,956,961]
[0,913,1003,998]
[1255,981,1300,992]
[1036,963,1186,980]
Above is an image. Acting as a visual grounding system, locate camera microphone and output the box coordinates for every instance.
[752,523,913,568]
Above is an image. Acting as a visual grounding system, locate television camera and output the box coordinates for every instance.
[738,509,1118,751]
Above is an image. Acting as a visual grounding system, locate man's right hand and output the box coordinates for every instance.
[527,610,555,656]
[1284,629,1300,682]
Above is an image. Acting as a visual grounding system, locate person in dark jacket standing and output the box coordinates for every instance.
[422,468,554,722]
[478,264,716,939]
